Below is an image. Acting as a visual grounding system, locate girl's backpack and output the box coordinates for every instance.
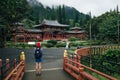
[34,48,42,59]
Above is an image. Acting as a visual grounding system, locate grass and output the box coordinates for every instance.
[91,72,109,80]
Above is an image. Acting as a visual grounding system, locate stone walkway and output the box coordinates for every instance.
[22,48,75,80]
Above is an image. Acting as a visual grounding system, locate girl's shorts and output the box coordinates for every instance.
[35,58,42,62]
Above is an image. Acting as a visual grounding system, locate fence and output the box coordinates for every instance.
[77,45,120,75]
[63,50,117,80]
[76,45,120,56]
[0,58,20,80]
[0,51,25,80]
[90,45,120,55]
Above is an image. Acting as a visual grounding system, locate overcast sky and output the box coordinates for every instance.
[38,0,120,17]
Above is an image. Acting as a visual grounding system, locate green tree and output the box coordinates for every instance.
[0,0,29,47]
[58,5,62,23]
[51,6,56,20]
[0,0,29,26]
[85,10,120,43]
[61,5,66,24]
[73,10,79,26]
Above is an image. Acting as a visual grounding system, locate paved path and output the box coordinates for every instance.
[22,48,75,80]
[0,48,75,80]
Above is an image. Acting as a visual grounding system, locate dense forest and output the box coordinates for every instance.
[85,6,120,43]
[0,0,120,47]
[26,0,91,28]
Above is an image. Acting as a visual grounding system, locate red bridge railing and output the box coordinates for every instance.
[63,50,117,80]
[0,51,25,80]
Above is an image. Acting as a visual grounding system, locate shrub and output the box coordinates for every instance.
[47,40,57,45]
[45,43,54,48]
[100,49,120,74]
[102,49,120,62]
[70,42,79,47]
[69,37,78,41]
[56,42,66,47]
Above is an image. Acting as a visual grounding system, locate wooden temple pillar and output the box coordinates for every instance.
[43,32,49,40]
[24,34,26,42]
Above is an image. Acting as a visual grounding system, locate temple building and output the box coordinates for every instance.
[12,19,86,42]
[66,27,86,40]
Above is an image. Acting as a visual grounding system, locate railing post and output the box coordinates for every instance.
[63,50,68,70]
[69,54,74,74]
[20,51,25,64]
[20,51,25,72]
[79,67,84,80]
[11,69,17,80]
[74,55,77,67]
[14,59,16,68]
[6,59,10,75]
[77,55,81,68]
[70,54,73,65]
[20,51,25,62]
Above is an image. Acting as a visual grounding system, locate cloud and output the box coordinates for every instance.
[38,0,120,16]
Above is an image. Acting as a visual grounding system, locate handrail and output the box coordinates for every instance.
[66,58,117,80]
[65,63,99,80]
[2,51,25,80]
[4,61,25,80]
[63,50,117,80]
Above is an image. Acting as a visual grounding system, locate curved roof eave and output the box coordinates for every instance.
[65,31,86,34]
[34,24,69,28]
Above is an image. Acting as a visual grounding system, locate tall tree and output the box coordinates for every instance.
[61,5,66,24]
[51,6,56,20]
[0,0,29,47]
[85,10,120,43]
[73,11,79,26]
[58,5,62,23]
[0,0,29,26]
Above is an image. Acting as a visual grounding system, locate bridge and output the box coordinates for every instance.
[0,46,118,80]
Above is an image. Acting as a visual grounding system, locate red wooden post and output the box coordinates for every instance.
[0,59,2,75]
[11,70,17,80]
[79,67,84,80]
[6,59,10,75]
[69,54,74,73]
[63,50,68,70]
[70,55,72,65]
[74,55,77,67]
[20,51,25,72]
[14,59,17,68]
[77,55,81,68]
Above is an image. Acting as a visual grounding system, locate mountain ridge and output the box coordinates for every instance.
[27,0,90,27]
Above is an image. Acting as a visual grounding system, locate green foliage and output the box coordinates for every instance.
[45,43,54,48]
[22,19,35,29]
[5,42,35,48]
[85,9,120,43]
[69,37,78,41]
[0,0,29,24]
[0,0,29,47]
[70,42,80,47]
[101,49,120,74]
[56,42,66,48]
[47,40,57,45]
[102,49,120,62]
[0,25,8,48]
[81,48,120,78]
[89,40,106,45]
[27,1,90,26]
